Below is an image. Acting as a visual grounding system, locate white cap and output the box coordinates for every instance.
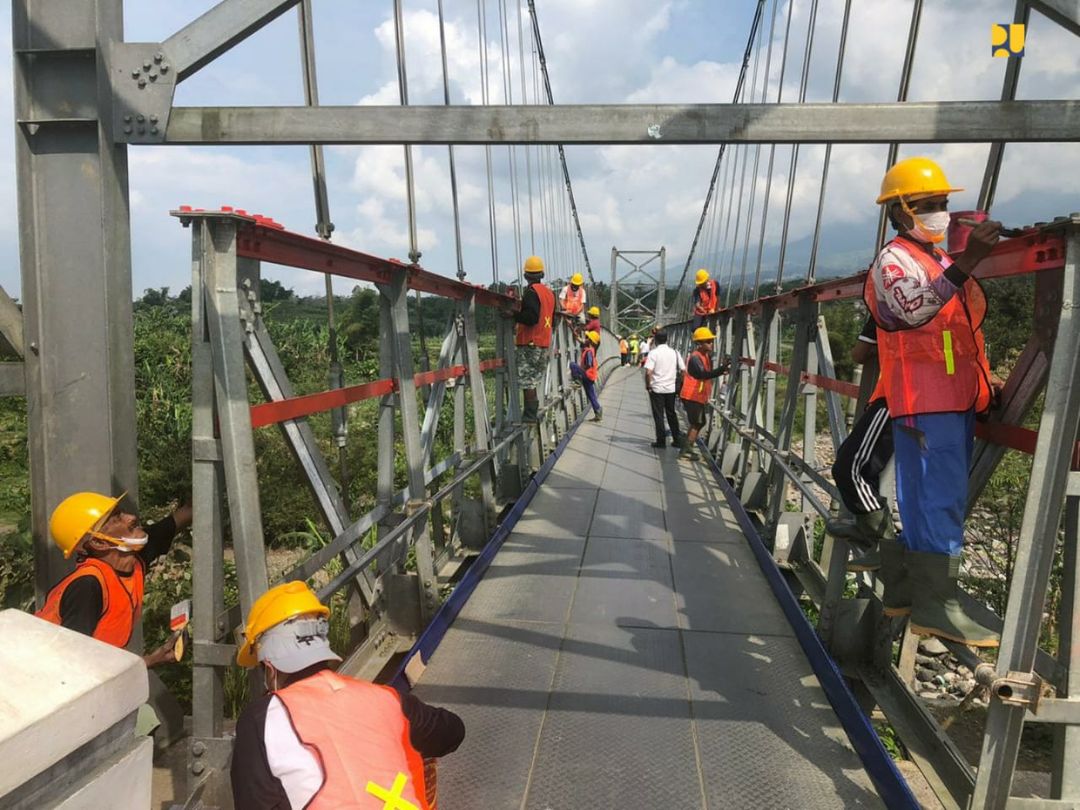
[255,615,342,674]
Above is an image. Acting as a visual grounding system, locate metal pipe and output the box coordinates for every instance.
[436,0,467,279]
[392,0,421,264]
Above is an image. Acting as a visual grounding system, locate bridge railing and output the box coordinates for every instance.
[175,208,618,800]
[665,216,1080,810]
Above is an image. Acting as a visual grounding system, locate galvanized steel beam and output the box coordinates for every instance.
[158,100,1080,146]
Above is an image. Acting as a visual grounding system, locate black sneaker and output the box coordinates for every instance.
[651,441,666,448]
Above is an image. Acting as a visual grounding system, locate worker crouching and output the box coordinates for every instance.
[559,272,587,321]
[231,581,465,809]
[570,330,603,422]
[867,156,1002,647]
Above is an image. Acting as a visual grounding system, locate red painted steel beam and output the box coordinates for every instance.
[250,378,396,428]
[801,372,861,399]
[231,219,517,310]
[250,358,507,428]
[975,421,1080,470]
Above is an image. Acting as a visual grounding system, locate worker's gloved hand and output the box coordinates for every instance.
[960,220,1001,269]
[143,631,183,668]
[990,374,1006,409]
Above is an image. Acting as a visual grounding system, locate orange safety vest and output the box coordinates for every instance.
[864,236,992,419]
[516,283,556,348]
[580,346,598,382]
[36,557,144,647]
[619,339,628,354]
[694,280,719,315]
[275,670,430,810]
[560,285,585,315]
[680,350,714,403]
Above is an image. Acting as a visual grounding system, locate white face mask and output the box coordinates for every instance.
[908,210,950,244]
[115,534,148,553]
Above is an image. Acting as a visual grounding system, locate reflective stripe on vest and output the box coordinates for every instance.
[864,237,991,418]
[694,281,719,315]
[680,351,713,403]
[515,284,556,348]
[35,557,144,647]
[275,670,430,810]
[580,346,598,382]
[560,285,585,315]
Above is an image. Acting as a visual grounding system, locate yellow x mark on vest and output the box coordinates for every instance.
[544,316,552,328]
[366,772,418,810]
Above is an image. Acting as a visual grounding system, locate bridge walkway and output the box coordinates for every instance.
[413,367,884,808]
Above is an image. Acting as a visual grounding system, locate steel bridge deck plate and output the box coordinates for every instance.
[414,367,882,809]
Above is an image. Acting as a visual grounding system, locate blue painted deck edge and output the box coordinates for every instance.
[700,440,920,810]
[389,362,619,692]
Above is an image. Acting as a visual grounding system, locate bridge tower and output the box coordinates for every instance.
[608,247,666,337]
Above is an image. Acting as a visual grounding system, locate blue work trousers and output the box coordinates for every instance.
[893,410,974,556]
[569,362,601,414]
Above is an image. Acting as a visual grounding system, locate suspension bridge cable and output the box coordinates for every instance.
[775,0,821,288]
[297,0,350,507]
[806,0,853,284]
[751,0,796,296]
[725,11,768,311]
[515,0,535,253]
[675,0,766,295]
[392,0,421,266]
[436,0,466,280]
[873,0,924,251]
[526,0,594,285]
[476,0,501,285]
[738,0,780,304]
[497,0,524,279]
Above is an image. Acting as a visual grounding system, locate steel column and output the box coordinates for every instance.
[14,0,139,603]
[972,228,1080,808]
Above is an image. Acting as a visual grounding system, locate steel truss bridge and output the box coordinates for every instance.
[6,0,1080,808]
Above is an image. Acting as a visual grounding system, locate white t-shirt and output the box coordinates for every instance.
[644,343,685,394]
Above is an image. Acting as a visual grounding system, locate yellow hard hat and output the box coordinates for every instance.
[692,326,716,342]
[585,330,600,344]
[570,273,584,286]
[695,269,710,285]
[876,157,963,205]
[524,255,545,274]
[237,581,330,668]
[587,306,600,317]
[49,491,124,559]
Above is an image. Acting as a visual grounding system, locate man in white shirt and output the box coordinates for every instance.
[643,330,685,448]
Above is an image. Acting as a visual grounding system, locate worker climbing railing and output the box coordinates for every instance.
[175,206,618,801]
[664,215,1080,809]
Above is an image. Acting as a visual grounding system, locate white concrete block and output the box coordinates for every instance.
[0,609,148,797]
[48,735,153,810]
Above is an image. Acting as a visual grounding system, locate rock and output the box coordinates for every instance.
[916,668,936,683]
[943,672,958,684]
[933,675,947,687]
[957,665,972,677]
[915,654,937,666]
[919,637,949,656]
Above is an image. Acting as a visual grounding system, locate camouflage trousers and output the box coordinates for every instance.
[515,344,550,388]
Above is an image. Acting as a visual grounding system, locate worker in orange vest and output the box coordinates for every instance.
[569,330,603,422]
[231,582,465,809]
[513,255,556,423]
[584,305,602,335]
[678,326,729,461]
[691,269,720,328]
[35,491,191,667]
[559,272,587,320]
[618,336,629,366]
[866,156,1002,647]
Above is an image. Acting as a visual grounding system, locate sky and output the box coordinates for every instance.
[0,0,1077,302]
